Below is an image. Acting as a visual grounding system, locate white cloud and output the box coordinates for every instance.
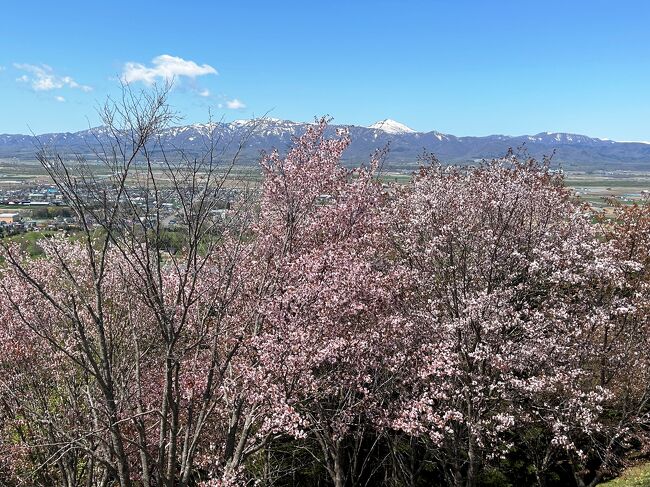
[122,54,217,85]
[198,88,211,97]
[54,95,65,102]
[13,63,92,92]
[226,98,246,110]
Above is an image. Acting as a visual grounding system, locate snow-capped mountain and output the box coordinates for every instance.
[1,119,650,170]
[368,119,416,134]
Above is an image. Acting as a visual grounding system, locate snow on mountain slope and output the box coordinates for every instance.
[368,119,416,134]
[2,118,650,169]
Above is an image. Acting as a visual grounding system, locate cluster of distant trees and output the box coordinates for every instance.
[0,89,648,487]
[30,206,74,219]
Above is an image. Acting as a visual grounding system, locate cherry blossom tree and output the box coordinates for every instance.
[225,121,407,487]
[562,199,650,487]
[385,157,621,487]
[0,86,263,487]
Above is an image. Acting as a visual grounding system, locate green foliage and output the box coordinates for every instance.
[478,468,512,487]
[151,228,188,253]
[1,230,57,258]
[29,206,73,219]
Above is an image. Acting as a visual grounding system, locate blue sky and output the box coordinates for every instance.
[1,0,649,140]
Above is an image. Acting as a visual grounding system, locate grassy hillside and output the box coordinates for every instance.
[601,464,650,486]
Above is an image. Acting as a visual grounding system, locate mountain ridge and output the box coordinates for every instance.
[1,118,650,170]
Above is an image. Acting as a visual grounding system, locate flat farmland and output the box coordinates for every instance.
[565,171,650,210]
[0,159,262,190]
[1,159,649,209]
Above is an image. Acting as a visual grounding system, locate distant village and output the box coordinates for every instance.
[0,184,77,236]
[0,181,237,240]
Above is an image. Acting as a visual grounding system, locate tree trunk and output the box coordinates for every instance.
[333,443,347,487]
[466,434,479,487]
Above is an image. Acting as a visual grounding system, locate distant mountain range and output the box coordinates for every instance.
[2,118,650,171]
